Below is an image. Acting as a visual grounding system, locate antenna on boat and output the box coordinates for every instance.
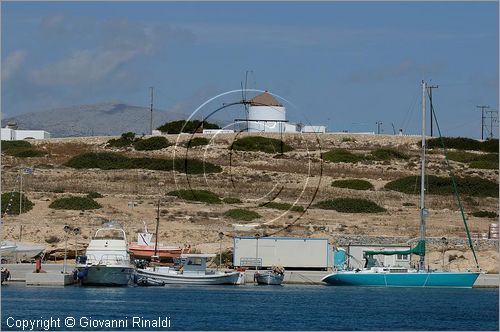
[153,199,160,262]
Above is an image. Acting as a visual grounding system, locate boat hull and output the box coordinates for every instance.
[77,266,134,286]
[1,241,44,262]
[135,269,244,285]
[128,245,184,260]
[322,271,480,288]
[255,272,284,285]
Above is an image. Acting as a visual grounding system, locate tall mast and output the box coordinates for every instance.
[419,80,427,271]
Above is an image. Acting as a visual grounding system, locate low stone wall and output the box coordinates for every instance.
[333,235,498,250]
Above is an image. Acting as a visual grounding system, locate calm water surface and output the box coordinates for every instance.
[1,284,498,331]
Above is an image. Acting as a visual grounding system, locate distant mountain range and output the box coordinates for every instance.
[1,102,195,137]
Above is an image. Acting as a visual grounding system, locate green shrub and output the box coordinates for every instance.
[446,151,479,163]
[64,152,222,174]
[222,197,242,204]
[314,198,386,213]
[86,191,103,199]
[322,149,363,163]
[107,132,137,148]
[172,158,222,174]
[2,140,45,157]
[446,151,498,169]
[472,210,498,218]
[481,139,499,153]
[157,120,219,134]
[259,201,304,212]
[469,160,499,170]
[331,179,374,190]
[1,192,34,215]
[168,190,221,204]
[224,209,261,221]
[49,196,101,210]
[186,137,210,148]
[8,149,45,157]
[231,136,293,154]
[425,137,498,152]
[133,136,170,151]
[2,140,32,150]
[65,152,131,169]
[370,148,408,160]
[384,175,498,197]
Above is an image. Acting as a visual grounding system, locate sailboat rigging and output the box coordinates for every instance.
[322,81,481,287]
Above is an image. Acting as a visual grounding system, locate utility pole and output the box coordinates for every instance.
[427,85,438,137]
[476,105,490,140]
[149,87,154,136]
[485,109,498,139]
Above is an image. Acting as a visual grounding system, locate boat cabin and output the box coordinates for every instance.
[78,222,130,267]
[179,254,216,275]
[345,244,412,270]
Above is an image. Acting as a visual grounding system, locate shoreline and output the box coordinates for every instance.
[2,263,498,288]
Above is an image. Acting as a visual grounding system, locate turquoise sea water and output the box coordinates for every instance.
[1,284,498,331]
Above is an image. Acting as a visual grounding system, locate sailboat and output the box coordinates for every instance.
[322,81,481,287]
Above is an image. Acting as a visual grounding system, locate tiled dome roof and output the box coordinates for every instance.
[250,91,282,107]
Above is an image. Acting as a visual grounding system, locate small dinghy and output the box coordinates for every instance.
[255,266,285,285]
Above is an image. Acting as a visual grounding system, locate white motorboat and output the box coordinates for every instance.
[0,244,17,256]
[1,241,44,262]
[135,254,244,285]
[75,221,133,286]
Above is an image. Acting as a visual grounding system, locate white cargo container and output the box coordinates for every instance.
[301,125,326,133]
[233,236,330,270]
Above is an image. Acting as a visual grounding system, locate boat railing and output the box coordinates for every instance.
[98,254,130,266]
[82,254,130,266]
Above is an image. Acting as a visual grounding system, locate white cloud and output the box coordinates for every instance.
[29,49,137,86]
[1,50,27,81]
[28,17,194,87]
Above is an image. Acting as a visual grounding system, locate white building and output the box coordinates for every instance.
[1,123,50,140]
[301,125,326,133]
[238,91,327,134]
[246,92,287,133]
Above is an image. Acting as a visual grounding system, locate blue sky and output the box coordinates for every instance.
[2,1,498,138]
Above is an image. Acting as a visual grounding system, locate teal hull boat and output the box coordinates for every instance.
[322,270,480,288]
[322,82,482,288]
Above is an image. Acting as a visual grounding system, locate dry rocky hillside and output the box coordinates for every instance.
[1,133,498,272]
